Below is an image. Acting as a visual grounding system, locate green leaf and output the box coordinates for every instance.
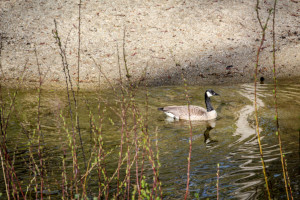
[141,190,146,197]
[141,179,145,188]
[75,194,80,199]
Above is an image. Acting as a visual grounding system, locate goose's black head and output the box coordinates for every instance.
[205,89,219,98]
[204,89,219,112]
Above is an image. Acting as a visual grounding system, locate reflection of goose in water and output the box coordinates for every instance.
[158,89,219,121]
[190,119,218,145]
[203,125,218,144]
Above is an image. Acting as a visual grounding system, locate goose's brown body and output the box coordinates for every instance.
[161,105,217,121]
[159,89,219,121]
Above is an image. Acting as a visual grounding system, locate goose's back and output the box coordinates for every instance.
[162,105,217,120]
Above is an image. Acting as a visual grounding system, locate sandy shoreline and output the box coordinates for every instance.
[0,0,299,89]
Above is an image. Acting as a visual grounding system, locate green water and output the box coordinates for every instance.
[0,82,299,199]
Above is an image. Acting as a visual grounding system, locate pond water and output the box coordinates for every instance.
[0,81,299,199]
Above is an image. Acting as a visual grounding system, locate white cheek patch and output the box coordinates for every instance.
[206,91,213,97]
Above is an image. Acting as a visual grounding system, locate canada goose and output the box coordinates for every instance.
[158,89,219,121]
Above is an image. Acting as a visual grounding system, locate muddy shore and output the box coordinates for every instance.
[0,0,299,89]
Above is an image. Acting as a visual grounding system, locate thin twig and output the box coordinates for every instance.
[77,0,82,91]
[183,74,193,200]
[122,28,131,83]
[34,46,44,199]
[217,163,220,200]
[0,149,10,199]
[0,33,4,76]
[283,156,293,200]
[53,20,81,193]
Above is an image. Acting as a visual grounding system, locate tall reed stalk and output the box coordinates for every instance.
[34,46,44,199]
[217,163,220,200]
[87,28,162,199]
[283,156,293,200]
[53,19,86,196]
[0,33,3,75]
[0,32,9,199]
[271,1,291,199]
[254,0,272,199]
[76,0,86,170]
[0,62,27,199]
[183,75,193,200]
[77,0,82,91]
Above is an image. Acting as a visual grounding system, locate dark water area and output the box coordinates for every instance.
[0,81,299,199]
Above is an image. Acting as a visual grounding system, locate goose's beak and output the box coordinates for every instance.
[214,92,220,96]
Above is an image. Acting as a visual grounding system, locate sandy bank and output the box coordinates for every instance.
[0,0,299,88]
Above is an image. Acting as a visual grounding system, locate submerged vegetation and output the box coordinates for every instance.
[0,0,298,199]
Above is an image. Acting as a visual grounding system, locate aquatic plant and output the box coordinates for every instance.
[254,0,272,198]
[271,0,292,199]
[183,74,193,200]
[216,163,220,200]
[254,0,292,199]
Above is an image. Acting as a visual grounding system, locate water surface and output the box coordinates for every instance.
[0,81,299,199]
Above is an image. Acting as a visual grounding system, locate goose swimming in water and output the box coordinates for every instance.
[158,89,219,121]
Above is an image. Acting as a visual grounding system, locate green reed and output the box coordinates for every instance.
[271,0,291,199]
[0,48,161,199]
[182,74,193,200]
[216,163,220,200]
[254,0,294,199]
[0,58,28,199]
[283,156,293,200]
[254,0,272,199]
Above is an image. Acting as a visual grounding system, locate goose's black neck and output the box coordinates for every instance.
[205,93,214,112]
